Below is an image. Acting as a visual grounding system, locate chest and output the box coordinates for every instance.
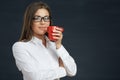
[25,43,59,69]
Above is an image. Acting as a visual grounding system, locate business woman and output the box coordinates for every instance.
[12,1,77,80]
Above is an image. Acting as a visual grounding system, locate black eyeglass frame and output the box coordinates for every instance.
[32,16,51,22]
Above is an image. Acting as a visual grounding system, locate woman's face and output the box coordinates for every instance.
[32,9,50,37]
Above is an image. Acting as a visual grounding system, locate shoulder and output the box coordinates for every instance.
[12,41,29,50]
[12,41,25,47]
[12,41,30,56]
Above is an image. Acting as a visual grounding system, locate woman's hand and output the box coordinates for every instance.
[52,27,63,49]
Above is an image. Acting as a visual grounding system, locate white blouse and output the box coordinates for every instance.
[12,36,77,80]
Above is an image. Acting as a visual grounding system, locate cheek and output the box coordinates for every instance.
[46,22,50,26]
[32,26,38,33]
[31,24,37,33]
[32,26,35,32]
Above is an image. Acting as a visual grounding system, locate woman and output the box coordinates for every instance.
[12,1,77,80]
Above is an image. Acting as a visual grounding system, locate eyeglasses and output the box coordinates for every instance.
[33,16,51,22]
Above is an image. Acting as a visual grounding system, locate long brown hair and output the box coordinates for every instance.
[19,1,52,41]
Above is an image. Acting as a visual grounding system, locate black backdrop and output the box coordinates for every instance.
[0,0,120,80]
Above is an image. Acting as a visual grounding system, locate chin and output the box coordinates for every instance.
[40,32,47,35]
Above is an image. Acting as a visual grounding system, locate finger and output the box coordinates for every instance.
[53,27,63,33]
[53,34,63,40]
[53,36,59,40]
[52,33,61,38]
[56,27,64,32]
[52,32,63,37]
[53,29,61,33]
[56,27,62,31]
[53,30,60,33]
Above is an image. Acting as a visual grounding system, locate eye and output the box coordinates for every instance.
[44,16,50,21]
[33,16,41,20]
[32,16,51,22]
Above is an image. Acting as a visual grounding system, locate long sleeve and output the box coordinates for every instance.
[56,45,77,76]
[12,42,66,80]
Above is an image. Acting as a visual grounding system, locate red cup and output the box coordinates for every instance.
[47,26,64,41]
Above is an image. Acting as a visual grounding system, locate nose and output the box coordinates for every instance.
[39,19,45,24]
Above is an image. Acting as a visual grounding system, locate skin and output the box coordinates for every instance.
[32,9,64,67]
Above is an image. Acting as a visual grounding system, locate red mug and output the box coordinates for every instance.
[47,26,64,41]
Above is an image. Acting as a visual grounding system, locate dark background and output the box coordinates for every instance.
[0,0,120,80]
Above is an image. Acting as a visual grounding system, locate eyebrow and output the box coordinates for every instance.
[34,15,49,17]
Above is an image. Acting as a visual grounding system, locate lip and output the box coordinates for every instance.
[38,27,47,31]
[38,27,47,29]
[39,27,47,28]
[38,26,48,28]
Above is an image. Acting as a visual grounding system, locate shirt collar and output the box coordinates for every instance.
[30,36,42,45]
[30,36,55,46]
